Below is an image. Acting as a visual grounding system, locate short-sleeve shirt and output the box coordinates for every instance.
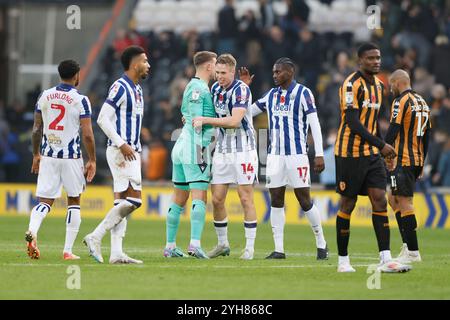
[36,83,91,159]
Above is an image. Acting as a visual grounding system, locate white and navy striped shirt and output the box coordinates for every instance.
[253,81,317,155]
[36,83,91,159]
[211,79,256,153]
[105,74,144,152]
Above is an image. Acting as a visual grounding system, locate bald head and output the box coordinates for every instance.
[389,69,411,97]
[390,69,410,82]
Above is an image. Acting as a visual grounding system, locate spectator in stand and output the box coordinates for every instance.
[320,129,337,189]
[129,29,148,54]
[433,133,450,187]
[217,0,238,55]
[430,84,447,115]
[113,29,132,57]
[319,51,352,133]
[0,101,8,181]
[258,0,275,34]
[282,0,310,38]
[295,27,321,93]
[428,129,448,183]
[413,67,435,100]
[430,35,450,89]
[146,138,169,181]
[434,95,450,133]
[1,129,20,182]
[238,10,261,51]
[264,26,289,67]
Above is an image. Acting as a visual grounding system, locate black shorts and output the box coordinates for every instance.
[389,166,422,197]
[335,155,386,197]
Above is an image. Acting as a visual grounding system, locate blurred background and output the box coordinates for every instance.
[0,0,449,192]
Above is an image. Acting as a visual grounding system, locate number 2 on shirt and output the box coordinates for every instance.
[49,104,65,130]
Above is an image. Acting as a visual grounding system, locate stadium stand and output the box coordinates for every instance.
[1,0,450,191]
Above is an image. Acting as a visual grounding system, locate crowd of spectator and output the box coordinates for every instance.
[1,0,450,189]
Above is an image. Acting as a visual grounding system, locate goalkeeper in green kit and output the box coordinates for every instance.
[163,51,217,258]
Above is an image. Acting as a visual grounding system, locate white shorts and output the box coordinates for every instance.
[36,156,85,199]
[266,154,311,189]
[211,150,259,185]
[106,146,142,193]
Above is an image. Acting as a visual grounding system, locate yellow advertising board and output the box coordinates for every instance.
[0,184,449,228]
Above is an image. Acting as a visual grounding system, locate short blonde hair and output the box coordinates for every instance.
[193,51,217,68]
[216,54,237,68]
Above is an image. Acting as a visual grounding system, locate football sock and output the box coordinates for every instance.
[111,199,127,256]
[166,203,183,248]
[111,218,127,257]
[401,210,419,251]
[190,199,206,247]
[244,220,257,251]
[336,210,351,256]
[304,204,326,249]
[214,218,229,247]
[395,210,407,245]
[28,202,51,236]
[379,250,392,263]
[338,255,351,265]
[270,206,285,253]
[63,205,81,254]
[92,197,141,240]
[372,211,390,252]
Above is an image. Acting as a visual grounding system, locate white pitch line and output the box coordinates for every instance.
[157,264,372,269]
[0,245,381,259]
[2,263,372,269]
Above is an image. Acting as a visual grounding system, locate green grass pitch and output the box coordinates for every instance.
[1,216,450,299]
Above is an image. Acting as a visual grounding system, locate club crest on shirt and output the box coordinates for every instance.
[191,90,200,101]
[198,162,207,173]
[237,86,248,103]
[306,95,314,107]
[392,101,400,118]
[110,83,120,95]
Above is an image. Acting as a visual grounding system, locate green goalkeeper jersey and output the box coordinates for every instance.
[172,77,215,165]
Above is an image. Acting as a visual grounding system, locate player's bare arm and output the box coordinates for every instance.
[80,117,97,182]
[314,156,325,173]
[384,122,401,170]
[193,107,246,129]
[31,111,43,174]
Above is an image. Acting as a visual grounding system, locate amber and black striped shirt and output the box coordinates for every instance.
[335,71,384,158]
[389,89,431,167]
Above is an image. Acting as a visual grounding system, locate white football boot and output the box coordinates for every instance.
[240,248,254,260]
[377,260,412,273]
[83,233,104,263]
[109,253,143,264]
[337,256,356,272]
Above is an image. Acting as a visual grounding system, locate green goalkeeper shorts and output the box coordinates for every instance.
[172,163,211,191]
